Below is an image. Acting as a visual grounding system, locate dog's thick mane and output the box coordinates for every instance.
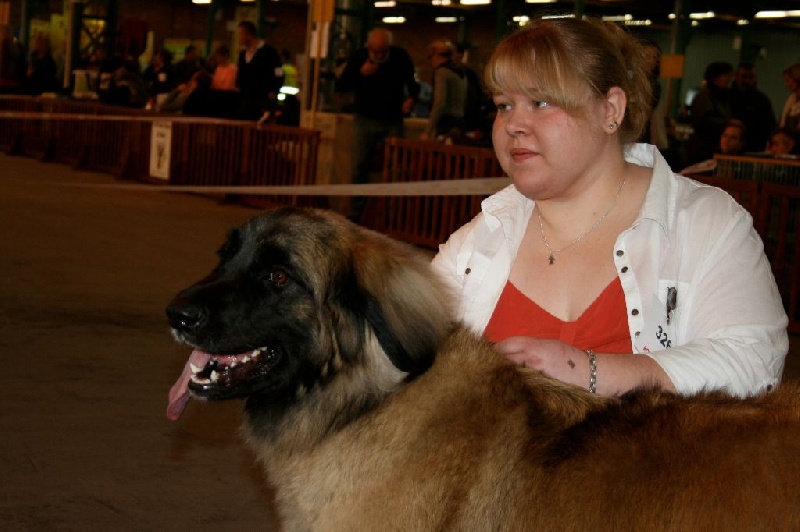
[242,209,455,450]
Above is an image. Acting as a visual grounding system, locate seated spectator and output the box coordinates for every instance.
[142,49,174,100]
[158,70,210,113]
[766,127,798,157]
[210,45,237,91]
[107,60,148,108]
[680,119,747,175]
[173,45,206,86]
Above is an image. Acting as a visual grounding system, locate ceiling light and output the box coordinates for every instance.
[192,0,211,4]
[460,0,491,5]
[432,0,452,4]
[755,10,800,18]
[382,16,406,23]
[602,15,633,22]
[435,16,458,23]
[375,1,396,7]
[525,0,556,3]
[690,11,715,19]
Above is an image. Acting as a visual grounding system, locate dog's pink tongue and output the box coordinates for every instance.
[167,350,212,421]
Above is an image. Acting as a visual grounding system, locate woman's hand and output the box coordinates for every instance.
[494,336,590,389]
[494,336,676,395]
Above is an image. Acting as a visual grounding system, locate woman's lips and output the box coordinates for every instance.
[510,148,536,163]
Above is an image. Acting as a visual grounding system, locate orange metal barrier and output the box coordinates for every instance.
[363,137,504,248]
[0,96,320,209]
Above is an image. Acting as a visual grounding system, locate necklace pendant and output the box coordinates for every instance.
[548,253,555,265]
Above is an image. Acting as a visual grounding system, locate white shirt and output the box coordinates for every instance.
[432,144,788,397]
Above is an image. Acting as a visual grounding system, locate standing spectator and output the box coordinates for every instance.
[142,49,174,99]
[210,44,237,91]
[454,42,491,141]
[779,62,800,133]
[422,39,468,142]
[334,28,419,222]
[173,45,206,86]
[684,61,733,165]
[0,25,27,93]
[22,33,58,95]
[280,49,298,89]
[730,62,776,153]
[235,20,283,121]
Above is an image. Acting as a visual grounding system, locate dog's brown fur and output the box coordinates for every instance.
[167,207,800,531]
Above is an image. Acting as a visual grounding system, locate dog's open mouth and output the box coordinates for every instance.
[167,347,280,421]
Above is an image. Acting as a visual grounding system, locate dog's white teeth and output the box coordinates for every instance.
[252,349,262,358]
[190,363,203,374]
[242,355,251,363]
[210,370,220,383]
[230,359,239,367]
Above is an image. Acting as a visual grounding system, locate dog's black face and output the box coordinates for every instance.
[167,209,354,412]
[166,207,453,424]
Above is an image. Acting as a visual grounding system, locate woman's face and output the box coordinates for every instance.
[491,90,608,200]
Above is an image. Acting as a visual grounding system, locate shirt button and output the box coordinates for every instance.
[616,249,625,257]
[464,268,471,274]
[631,309,640,316]
[621,266,628,273]
[635,331,641,337]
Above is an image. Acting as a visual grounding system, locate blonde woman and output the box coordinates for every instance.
[433,17,787,397]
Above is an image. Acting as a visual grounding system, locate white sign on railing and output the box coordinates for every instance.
[149,121,172,180]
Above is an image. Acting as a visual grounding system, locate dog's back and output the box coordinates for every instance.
[254,328,800,530]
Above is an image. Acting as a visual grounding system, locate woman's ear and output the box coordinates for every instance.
[604,86,627,133]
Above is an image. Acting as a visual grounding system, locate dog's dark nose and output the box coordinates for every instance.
[166,300,207,331]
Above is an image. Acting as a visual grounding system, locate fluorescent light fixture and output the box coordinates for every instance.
[432,0,452,4]
[755,10,800,18]
[375,1,396,7]
[192,0,211,4]
[460,0,491,5]
[382,16,406,23]
[513,15,530,26]
[737,19,749,25]
[690,11,715,19]
[280,86,300,95]
[602,14,633,22]
[624,19,652,26]
[542,13,575,19]
[435,16,458,23]
[525,0,556,3]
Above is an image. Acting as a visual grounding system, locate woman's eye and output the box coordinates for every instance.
[532,100,550,109]
[494,101,511,113]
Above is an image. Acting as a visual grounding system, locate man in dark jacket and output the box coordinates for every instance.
[235,21,283,121]
[730,62,777,153]
[335,28,419,221]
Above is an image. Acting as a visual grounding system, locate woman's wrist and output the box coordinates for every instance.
[586,349,597,393]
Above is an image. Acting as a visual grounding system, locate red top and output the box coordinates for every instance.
[483,278,633,353]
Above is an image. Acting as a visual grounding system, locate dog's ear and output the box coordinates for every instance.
[347,231,454,375]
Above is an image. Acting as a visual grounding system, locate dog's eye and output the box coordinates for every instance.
[269,269,289,286]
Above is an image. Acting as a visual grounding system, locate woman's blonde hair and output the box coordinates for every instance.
[485,17,653,145]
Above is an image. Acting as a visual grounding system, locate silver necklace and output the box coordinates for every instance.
[536,173,627,265]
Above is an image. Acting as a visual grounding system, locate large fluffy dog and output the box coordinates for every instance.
[167,207,800,530]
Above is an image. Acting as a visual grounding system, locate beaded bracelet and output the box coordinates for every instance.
[586,349,597,394]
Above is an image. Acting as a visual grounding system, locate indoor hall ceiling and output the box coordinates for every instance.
[369,0,800,29]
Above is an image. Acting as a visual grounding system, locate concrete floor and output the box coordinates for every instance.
[1,153,798,531]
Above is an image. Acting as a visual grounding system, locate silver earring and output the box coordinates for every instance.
[608,121,618,130]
